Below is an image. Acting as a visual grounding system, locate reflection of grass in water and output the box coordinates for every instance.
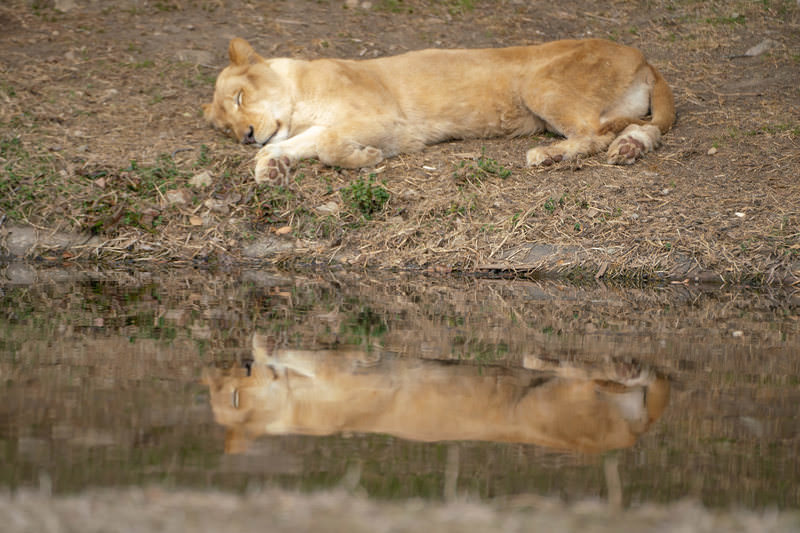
[451,336,509,362]
[340,307,387,350]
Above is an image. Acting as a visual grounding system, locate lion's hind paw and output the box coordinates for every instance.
[607,124,660,165]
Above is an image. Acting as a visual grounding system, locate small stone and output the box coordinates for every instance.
[242,236,296,258]
[707,146,718,155]
[166,189,190,206]
[204,198,229,214]
[99,89,118,103]
[189,170,213,188]
[315,201,340,215]
[175,49,215,65]
[275,226,292,235]
[54,0,77,12]
[744,39,778,57]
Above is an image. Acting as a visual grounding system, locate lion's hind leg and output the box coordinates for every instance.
[606,124,662,165]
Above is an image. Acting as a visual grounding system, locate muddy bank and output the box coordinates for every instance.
[1,221,797,285]
[1,488,798,533]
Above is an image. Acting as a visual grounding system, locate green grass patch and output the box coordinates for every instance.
[1,83,16,98]
[1,137,215,234]
[0,136,58,221]
[543,195,567,214]
[341,173,390,219]
[452,150,512,183]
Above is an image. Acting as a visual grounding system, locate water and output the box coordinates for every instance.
[1,265,799,509]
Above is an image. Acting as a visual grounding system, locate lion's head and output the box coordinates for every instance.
[203,38,292,147]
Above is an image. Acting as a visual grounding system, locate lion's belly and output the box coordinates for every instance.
[399,99,546,148]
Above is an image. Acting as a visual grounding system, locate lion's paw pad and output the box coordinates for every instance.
[255,155,292,185]
[607,136,645,165]
[527,148,564,167]
[610,359,653,386]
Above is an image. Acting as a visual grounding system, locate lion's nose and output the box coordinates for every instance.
[242,126,256,144]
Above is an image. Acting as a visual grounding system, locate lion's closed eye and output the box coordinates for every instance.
[232,388,240,409]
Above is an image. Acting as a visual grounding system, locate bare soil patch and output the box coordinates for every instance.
[1,0,799,284]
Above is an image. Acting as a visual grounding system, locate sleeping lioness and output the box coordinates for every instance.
[202,333,670,454]
[204,38,675,184]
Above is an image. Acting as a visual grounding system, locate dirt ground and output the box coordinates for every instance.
[0,0,799,284]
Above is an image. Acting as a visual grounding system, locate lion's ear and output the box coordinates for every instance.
[228,37,258,66]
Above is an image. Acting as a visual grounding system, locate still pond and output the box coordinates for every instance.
[1,266,798,509]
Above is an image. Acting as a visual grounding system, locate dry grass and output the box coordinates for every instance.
[1,0,799,284]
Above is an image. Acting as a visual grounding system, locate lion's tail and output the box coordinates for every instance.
[599,64,675,136]
[648,65,675,134]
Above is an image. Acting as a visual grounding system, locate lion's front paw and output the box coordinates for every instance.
[255,150,293,185]
[526,147,564,167]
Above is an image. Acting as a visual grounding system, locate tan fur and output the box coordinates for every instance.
[204,38,675,183]
[201,333,670,454]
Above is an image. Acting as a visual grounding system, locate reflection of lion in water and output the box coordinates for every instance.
[202,334,670,454]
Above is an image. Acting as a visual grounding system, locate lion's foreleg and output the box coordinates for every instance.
[254,126,326,184]
[315,128,385,169]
